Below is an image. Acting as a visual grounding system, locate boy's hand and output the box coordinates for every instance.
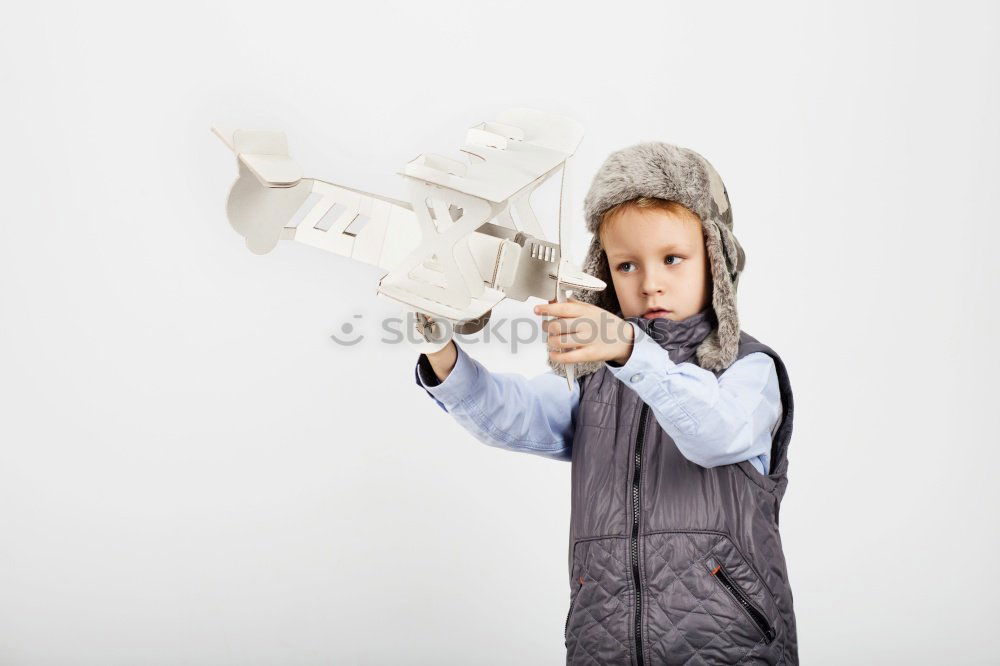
[534,297,635,366]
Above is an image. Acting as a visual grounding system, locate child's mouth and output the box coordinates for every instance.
[642,309,673,319]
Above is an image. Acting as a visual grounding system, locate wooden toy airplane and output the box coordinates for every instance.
[212,108,606,388]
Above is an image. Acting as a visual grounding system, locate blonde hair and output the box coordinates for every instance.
[599,197,700,240]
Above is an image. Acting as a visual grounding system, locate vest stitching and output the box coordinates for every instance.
[568,544,632,663]
[643,569,764,664]
[642,534,768,664]
[638,528,649,663]
[643,534,729,597]
[567,626,606,666]
[567,599,631,664]
[573,534,630,545]
[735,635,769,665]
[583,543,628,613]
[593,538,629,574]
[643,529,781,616]
[707,562,775,644]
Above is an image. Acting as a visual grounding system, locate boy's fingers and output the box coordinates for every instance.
[545,318,603,342]
[548,331,599,351]
[547,333,579,351]
[544,317,581,336]
[534,301,587,318]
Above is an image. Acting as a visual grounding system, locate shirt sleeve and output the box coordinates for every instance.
[414,343,580,461]
[605,324,782,475]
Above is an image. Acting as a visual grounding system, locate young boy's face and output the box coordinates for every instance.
[600,204,712,321]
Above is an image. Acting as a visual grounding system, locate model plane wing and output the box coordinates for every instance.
[213,109,606,383]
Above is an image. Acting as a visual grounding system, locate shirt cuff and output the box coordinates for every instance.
[414,343,483,411]
[414,356,447,412]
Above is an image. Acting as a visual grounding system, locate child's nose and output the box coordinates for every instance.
[641,274,666,295]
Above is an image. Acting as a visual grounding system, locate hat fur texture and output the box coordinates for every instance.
[547,142,746,378]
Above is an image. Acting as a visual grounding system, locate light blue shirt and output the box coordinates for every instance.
[415,323,782,475]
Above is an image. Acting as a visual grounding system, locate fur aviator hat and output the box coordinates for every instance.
[547,142,746,379]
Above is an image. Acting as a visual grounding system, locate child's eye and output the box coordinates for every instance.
[665,255,684,265]
[616,261,636,273]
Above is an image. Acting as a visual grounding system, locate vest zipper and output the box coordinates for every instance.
[710,564,776,643]
[630,403,650,666]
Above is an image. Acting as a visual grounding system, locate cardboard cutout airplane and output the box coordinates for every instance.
[212,108,606,388]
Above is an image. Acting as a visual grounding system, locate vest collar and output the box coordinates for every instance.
[624,305,716,355]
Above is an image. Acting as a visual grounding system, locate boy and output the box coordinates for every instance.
[414,142,796,664]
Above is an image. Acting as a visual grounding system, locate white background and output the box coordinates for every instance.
[1,1,997,664]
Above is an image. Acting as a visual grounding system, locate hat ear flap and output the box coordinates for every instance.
[698,219,741,371]
[715,218,745,282]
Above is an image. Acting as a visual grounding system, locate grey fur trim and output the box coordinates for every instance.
[546,142,745,378]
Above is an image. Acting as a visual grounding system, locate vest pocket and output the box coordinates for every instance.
[564,538,633,663]
[706,559,776,643]
[565,575,583,642]
[641,531,782,664]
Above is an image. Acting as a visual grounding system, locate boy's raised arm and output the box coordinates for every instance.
[414,341,579,461]
[605,325,781,475]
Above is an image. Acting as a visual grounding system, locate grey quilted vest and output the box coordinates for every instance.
[564,307,797,665]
